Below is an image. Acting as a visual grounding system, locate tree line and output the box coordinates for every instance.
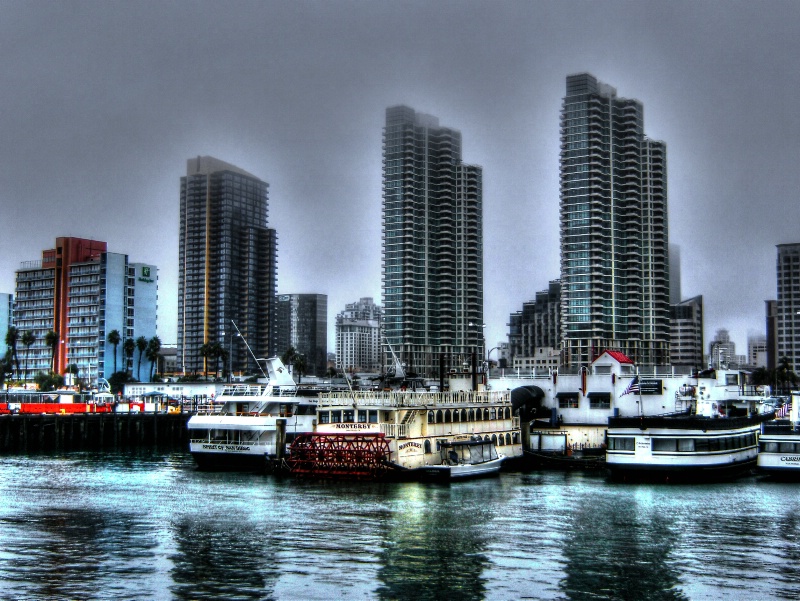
[2,326,163,392]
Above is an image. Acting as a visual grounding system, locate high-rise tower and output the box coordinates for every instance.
[559,74,670,366]
[776,243,800,374]
[382,106,483,376]
[178,156,277,376]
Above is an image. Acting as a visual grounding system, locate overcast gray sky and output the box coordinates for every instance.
[2,0,799,356]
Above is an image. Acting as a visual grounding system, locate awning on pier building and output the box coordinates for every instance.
[511,385,546,420]
[555,391,579,399]
[586,392,611,401]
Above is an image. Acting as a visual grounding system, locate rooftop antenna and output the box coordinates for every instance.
[230,320,268,379]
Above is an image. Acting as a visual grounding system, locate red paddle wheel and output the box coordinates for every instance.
[288,433,392,480]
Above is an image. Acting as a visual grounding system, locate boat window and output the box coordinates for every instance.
[444,409,451,423]
[609,437,634,451]
[490,408,496,420]
[779,442,795,453]
[653,438,677,452]
[678,438,695,452]
[484,408,490,420]
[708,438,720,452]
[468,409,475,421]
[424,439,432,453]
[513,432,520,444]
[343,410,355,423]
[725,374,739,386]
[452,410,459,423]
[369,410,378,423]
[436,410,443,423]
[461,409,468,422]
[694,438,709,452]
[761,442,778,453]
[319,411,330,424]
[506,433,512,446]
[357,410,367,423]
[491,434,497,445]
[330,410,342,423]
[428,411,435,424]
[748,433,757,447]
[505,407,511,419]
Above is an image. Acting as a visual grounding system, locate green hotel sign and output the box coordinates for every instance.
[138,266,154,284]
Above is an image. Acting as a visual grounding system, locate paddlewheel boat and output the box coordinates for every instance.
[288,384,522,481]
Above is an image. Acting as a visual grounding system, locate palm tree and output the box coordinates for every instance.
[146,336,162,381]
[199,343,212,379]
[107,329,121,375]
[21,330,36,383]
[5,326,20,378]
[44,330,59,372]
[135,336,148,381]
[123,338,135,376]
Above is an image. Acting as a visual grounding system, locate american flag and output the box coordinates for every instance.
[621,376,640,396]
[777,402,791,418]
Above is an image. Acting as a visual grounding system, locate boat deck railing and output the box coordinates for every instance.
[609,410,776,431]
[220,384,297,397]
[318,390,511,408]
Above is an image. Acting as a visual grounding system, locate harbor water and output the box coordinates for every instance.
[1,451,799,600]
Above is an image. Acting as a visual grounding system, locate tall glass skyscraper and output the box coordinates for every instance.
[559,74,670,366]
[382,106,483,377]
[178,156,277,376]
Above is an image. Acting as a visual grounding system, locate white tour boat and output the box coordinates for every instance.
[289,375,522,481]
[758,391,800,479]
[187,357,316,471]
[605,391,775,482]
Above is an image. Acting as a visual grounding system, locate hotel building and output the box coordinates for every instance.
[13,237,157,385]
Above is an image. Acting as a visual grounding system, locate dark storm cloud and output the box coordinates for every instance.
[1,1,798,352]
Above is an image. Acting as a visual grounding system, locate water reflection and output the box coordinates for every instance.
[559,484,689,600]
[1,508,161,600]
[374,482,493,601]
[170,518,278,601]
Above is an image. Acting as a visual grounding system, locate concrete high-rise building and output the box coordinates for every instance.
[559,74,670,367]
[178,156,277,376]
[275,294,327,377]
[1,293,12,356]
[766,299,778,370]
[776,243,800,372]
[508,280,561,365]
[669,295,703,369]
[747,333,768,368]
[708,328,736,369]
[382,106,484,377]
[669,244,682,305]
[335,297,382,373]
[13,237,157,385]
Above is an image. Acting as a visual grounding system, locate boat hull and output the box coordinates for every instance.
[607,457,756,483]
[413,457,505,482]
[524,449,605,471]
[190,448,270,471]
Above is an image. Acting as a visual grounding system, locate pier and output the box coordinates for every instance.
[0,412,191,453]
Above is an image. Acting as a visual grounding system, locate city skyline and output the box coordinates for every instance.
[2,2,799,356]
